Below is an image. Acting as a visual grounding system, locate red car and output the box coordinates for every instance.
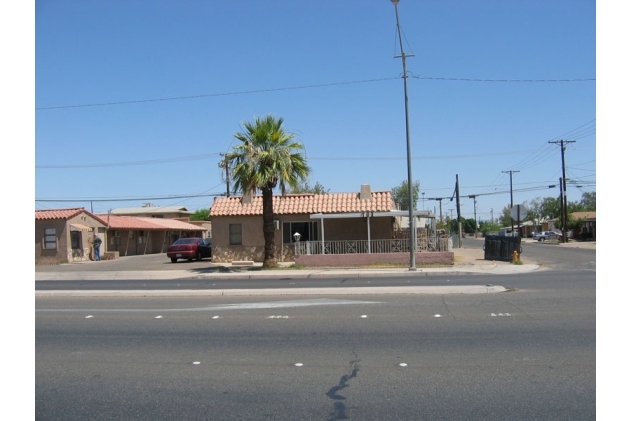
[167,238,212,263]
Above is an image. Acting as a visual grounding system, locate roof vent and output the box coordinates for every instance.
[360,184,372,201]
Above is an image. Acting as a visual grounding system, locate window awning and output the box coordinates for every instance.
[70,224,93,232]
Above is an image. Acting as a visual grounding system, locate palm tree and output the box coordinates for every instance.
[227,115,310,268]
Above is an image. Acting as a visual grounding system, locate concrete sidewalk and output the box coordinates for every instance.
[35,243,544,281]
[35,239,596,296]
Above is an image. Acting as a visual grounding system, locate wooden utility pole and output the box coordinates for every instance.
[456,175,462,246]
[468,195,478,237]
[559,178,565,238]
[549,140,575,242]
[502,170,519,234]
[427,197,449,224]
[219,154,230,197]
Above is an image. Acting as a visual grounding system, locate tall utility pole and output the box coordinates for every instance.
[219,154,231,197]
[490,208,494,224]
[428,197,448,224]
[391,0,417,271]
[549,140,575,243]
[559,178,565,240]
[455,175,462,245]
[502,170,519,232]
[468,195,478,237]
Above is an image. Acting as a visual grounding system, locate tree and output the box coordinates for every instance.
[479,220,502,235]
[526,197,546,230]
[580,191,596,211]
[227,115,310,268]
[461,218,476,234]
[541,197,561,220]
[291,181,330,194]
[567,191,596,213]
[499,206,512,227]
[391,180,420,210]
[190,208,211,221]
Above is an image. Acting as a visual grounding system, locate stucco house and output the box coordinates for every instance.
[209,185,452,266]
[546,211,596,240]
[96,214,206,257]
[35,208,107,264]
[569,211,596,240]
[110,204,193,219]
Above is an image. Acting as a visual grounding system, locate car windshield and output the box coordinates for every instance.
[173,238,197,245]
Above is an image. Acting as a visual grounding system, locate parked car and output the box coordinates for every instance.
[167,238,212,263]
[533,231,559,241]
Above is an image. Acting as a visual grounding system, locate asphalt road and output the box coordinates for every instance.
[35,245,596,419]
[36,269,595,420]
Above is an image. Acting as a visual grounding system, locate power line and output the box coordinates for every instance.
[35,192,226,203]
[36,77,400,110]
[411,75,595,83]
[36,148,569,170]
[36,153,221,169]
[36,75,596,110]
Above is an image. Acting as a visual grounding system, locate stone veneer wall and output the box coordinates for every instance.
[212,245,297,263]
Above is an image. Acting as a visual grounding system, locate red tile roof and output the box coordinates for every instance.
[35,208,106,224]
[96,215,202,231]
[210,191,394,216]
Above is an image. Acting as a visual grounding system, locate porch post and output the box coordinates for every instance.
[367,214,371,254]
[320,217,325,254]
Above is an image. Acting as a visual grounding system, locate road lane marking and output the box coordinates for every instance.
[35,298,381,313]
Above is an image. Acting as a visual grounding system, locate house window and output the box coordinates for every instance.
[283,222,318,244]
[229,224,242,245]
[71,231,80,249]
[43,228,57,250]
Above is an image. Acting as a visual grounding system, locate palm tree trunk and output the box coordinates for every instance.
[261,187,277,268]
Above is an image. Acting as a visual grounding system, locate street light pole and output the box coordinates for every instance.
[390,0,416,271]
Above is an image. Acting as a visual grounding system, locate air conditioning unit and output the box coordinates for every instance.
[274,220,280,230]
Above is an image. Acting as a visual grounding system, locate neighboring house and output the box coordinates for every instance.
[546,211,596,240]
[110,204,193,219]
[209,184,447,266]
[173,217,212,239]
[504,221,535,238]
[35,208,106,264]
[97,214,206,257]
[569,211,596,240]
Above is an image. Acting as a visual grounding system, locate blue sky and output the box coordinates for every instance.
[33,0,596,222]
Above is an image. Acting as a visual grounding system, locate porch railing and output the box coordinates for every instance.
[294,237,452,255]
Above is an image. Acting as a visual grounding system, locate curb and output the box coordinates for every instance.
[35,285,509,297]
[34,263,541,282]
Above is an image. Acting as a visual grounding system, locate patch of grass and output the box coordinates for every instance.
[511,260,524,265]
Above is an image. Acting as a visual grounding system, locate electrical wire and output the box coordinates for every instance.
[36,74,595,110]
[36,153,221,169]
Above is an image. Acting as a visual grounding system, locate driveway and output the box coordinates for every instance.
[35,253,219,272]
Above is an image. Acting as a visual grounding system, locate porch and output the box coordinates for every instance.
[293,211,454,267]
